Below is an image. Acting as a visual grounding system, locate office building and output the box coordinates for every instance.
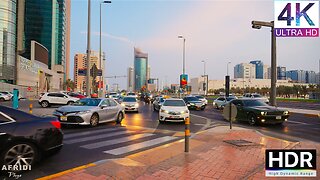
[250,60,264,79]
[0,0,17,84]
[20,0,67,76]
[263,65,270,79]
[277,66,286,80]
[127,67,134,91]
[134,48,148,91]
[306,71,316,84]
[286,70,306,83]
[65,0,71,79]
[234,63,255,79]
[147,66,151,81]
[74,51,104,92]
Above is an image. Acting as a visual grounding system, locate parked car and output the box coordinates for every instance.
[67,92,86,99]
[159,98,189,123]
[153,97,165,111]
[121,96,139,112]
[243,93,269,104]
[183,96,206,110]
[229,99,289,125]
[53,98,125,127]
[213,96,237,109]
[38,92,79,108]
[126,92,137,98]
[194,95,208,105]
[0,93,11,101]
[0,105,63,168]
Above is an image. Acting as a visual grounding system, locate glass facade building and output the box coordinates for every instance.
[277,66,286,80]
[250,60,264,79]
[21,0,66,70]
[0,0,17,83]
[134,48,148,91]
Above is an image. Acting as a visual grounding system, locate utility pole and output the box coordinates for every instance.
[86,0,91,96]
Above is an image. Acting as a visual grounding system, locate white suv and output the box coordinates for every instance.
[39,92,79,108]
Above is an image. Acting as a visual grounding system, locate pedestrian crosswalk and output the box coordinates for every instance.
[63,127,179,156]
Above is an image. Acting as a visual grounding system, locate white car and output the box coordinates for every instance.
[121,96,139,112]
[243,93,269,104]
[38,92,79,108]
[194,95,208,105]
[213,96,237,109]
[0,93,11,101]
[159,98,190,123]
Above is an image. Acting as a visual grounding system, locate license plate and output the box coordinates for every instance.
[60,116,67,121]
[170,116,180,118]
[276,116,282,120]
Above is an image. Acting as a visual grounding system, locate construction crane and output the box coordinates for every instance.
[104,75,127,79]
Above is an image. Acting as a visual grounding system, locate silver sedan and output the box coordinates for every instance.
[53,98,125,127]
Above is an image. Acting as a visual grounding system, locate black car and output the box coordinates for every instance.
[0,106,63,170]
[230,99,289,125]
[183,96,206,110]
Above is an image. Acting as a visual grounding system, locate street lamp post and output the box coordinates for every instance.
[178,36,186,75]
[227,61,231,76]
[86,0,91,96]
[252,20,277,106]
[201,60,207,96]
[99,1,111,97]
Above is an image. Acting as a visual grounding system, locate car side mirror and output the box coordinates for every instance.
[100,105,108,109]
[236,104,242,107]
[64,96,68,98]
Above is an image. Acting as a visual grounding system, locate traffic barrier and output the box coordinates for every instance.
[185,117,190,152]
[29,104,33,114]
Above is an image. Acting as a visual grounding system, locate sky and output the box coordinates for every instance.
[70,0,320,90]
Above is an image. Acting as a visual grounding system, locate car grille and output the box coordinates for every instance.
[66,116,84,123]
[168,111,181,115]
[125,105,134,107]
[266,111,284,116]
[56,110,80,115]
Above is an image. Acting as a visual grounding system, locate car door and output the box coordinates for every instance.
[232,100,245,121]
[105,99,119,121]
[98,99,109,122]
[56,93,68,104]
[47,93,59,104]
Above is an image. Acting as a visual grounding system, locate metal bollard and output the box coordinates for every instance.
[29,104,33,114]
[185,117,190,152]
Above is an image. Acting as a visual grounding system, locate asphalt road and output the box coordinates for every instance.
[0,99,319,179]
[0,100,209,179]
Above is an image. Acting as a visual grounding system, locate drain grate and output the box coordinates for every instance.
[223,139,258,147]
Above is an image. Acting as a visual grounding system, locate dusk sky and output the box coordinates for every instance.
[70,0,320,90]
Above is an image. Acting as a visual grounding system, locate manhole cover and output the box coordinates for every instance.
[223,139,257,147]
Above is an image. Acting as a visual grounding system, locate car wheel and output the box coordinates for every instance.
[67,101,74,105]
[116,112,124,124]
[90,114,99,127]
[0,142,38,169]
[248,113,257,125]
[158,120,164,124]
[41,101,49,108]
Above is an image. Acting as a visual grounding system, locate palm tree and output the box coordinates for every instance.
[64,79,75,91]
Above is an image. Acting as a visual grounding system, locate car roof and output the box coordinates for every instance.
[0,105,39,122]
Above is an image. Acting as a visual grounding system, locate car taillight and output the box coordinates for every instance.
[51,121,61,129]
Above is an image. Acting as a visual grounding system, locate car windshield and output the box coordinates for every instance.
[243,100,268,107]
[253,94,262,98]
[163,100,186,106]
[123,97,136,102]
[226,97,236,101]
[195,96,204,99]
[74,98,101,106]
[186,97,200,101]
[127,93,135,96]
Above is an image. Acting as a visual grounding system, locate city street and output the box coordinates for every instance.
[0,99,319,179]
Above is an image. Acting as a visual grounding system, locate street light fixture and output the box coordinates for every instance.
[178,35,186,75]
[99,0,111,97]
[252,20,277,106]
[227,61,231,76]
[201,60,208,95]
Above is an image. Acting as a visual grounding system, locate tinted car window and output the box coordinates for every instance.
[217,97,225,101]
[0,106,38,122]
[0,112,11,123]
[232,100,243,106]
[123,97,137,102]
[109,99,118,106]
[47,93,57,97]
[185,97,199,101]
[243,100,267,107]
[100,100,110,106]
[74,99,101,106]
[163,100,186,106]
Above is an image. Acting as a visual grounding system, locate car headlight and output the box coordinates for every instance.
[134,103,139,107]
[76,110,91,115]
[190,103,195,106]
[121,103,125,106]
[160,109,169,113]
[283,111,289,115]
[260,112,267,116]
[180,110,189,114]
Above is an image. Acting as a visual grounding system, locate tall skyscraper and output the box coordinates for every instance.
[0,0,17,84]
[277,66,286,80]
[147,66,151,81]
[306,71,316,84]
[286,70,306,83]
[250,60,264,79]
[74,51,104,92]
[134,48,148,91]
[20,0,66,75]
[234,63,255,79]
[127,67,134,91]
[65,0,71,80]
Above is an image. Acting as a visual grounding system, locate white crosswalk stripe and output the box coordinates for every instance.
[64,128,121,139]
[103,136,178,155]
[64,130,133,144]
[81,133,155,149]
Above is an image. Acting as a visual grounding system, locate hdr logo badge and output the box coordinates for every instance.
[274,0,319,37]
[265,149,317,177]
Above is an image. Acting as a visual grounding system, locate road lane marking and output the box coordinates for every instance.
[64,128,122,139]
[287,121,310,125]
[81,133,155,149]
[104,136,178,155]
[64,130,133,144]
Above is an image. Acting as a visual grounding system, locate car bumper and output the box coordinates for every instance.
[257,115,289,124]
[124,107,138,111]
[53,112,92,125]
[187,105,205,110]
[159,113,189,122]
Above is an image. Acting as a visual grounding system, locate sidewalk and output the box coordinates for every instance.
[39,126,320,180]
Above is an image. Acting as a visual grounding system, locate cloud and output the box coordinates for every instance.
[80,31,135,45]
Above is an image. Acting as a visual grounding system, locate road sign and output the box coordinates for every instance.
[27,87,32,91]
[223,103,237,121]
